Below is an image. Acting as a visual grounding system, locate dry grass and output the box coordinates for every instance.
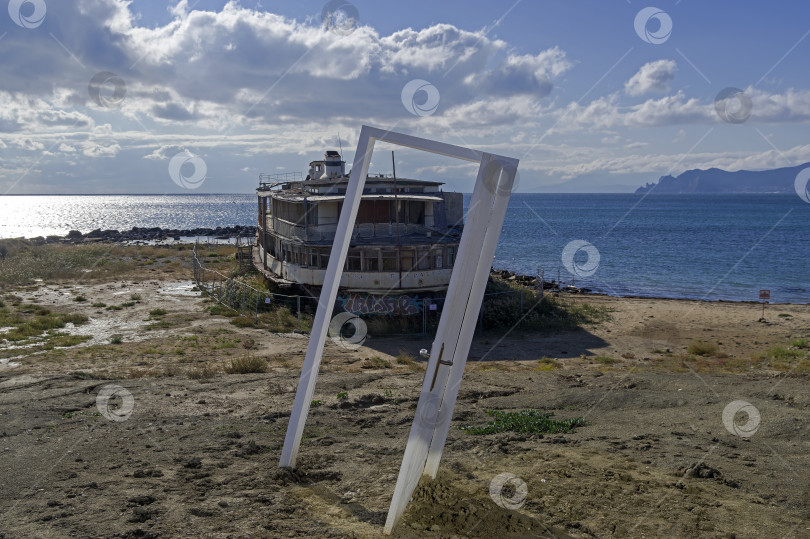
[224,355,268,374]
[686,340,718,356]
[0,239,220,286]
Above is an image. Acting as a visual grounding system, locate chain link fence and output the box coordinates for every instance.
[192,243,319,332]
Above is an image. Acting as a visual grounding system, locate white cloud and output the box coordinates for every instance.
[81,142,121,158]
[625,59,677,96]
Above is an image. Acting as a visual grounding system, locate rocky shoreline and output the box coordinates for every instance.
[13,225,257,244]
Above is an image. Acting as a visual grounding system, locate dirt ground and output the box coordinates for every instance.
[1,268,809,537]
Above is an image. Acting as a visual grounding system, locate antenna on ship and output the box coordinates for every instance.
[337,132,343,158]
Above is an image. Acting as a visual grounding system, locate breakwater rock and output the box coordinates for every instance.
[25,225,257,244]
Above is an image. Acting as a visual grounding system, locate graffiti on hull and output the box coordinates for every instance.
[338,293,422,315]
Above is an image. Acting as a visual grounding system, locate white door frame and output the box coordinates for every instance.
[277,125,518,535]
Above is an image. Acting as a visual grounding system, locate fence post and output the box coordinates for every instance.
[422,298,427,335]
[296,296,301,332]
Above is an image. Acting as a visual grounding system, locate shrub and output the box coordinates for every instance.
[593,355,617,364]
[790,338,808,349]
[208,304,237,317]
[91,302,107,308]
[336,391,349,400]
[460,409,586,435]
[395,351,416,365]
[687,340,717,356]
[368,356,390,369]
[74,295,87,302]
[130,293,142,301]
[537,356,560,370]
[479,277,609,332]
[110,334,124,345]
[230,315,256,328]
[189,363,217,380]
[149,308,168,317]
[224,355,268,374]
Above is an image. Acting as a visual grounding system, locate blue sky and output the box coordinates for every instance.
[1,0,809,193]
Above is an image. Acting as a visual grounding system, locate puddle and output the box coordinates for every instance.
[0,358,21,369]
[59,318,148,345]
[157,281,200,297]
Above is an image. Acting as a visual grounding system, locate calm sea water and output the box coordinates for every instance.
[1,194,808,303]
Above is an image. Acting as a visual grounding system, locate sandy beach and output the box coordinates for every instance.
[0,244,808,537]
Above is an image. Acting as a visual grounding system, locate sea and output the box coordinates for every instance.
[1,193,808,304]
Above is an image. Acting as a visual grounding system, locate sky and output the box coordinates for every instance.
[1,0,809,194]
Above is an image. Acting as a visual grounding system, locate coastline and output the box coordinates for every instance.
[1,232,806,305]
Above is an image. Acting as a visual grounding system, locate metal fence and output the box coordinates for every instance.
[192,243,318,331]
[192,243,545,335]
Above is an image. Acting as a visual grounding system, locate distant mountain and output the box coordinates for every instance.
[635,162,809,194]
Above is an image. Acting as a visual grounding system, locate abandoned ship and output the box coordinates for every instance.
[254,150,464,315]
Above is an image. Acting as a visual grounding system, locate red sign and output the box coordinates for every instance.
[759,290,770,300]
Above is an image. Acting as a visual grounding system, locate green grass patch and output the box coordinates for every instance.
[230,315,256,328]
[762,346,801,361]
[146,320,172,330]
[536,356,561,370]
[149,308,168,317]
[0,306,88,343]
[44,334,92,349]
[461,409,586,435]
[207,304,237,317]
[110,334,123,345]
[592,355,618,364]
[790,338,808,349]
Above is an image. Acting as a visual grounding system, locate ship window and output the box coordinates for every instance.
[347,251,361,271]
[363,250,379,271]
[308,249,318,267]
[417,249,431,270]
[446,246,456,267]
[319,252,329,269]
[434,250,443,269]
[399,249,414,271]
[382,251,398,271]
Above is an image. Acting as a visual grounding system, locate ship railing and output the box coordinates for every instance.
[259,171,302,190]
[270,217,448,242]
